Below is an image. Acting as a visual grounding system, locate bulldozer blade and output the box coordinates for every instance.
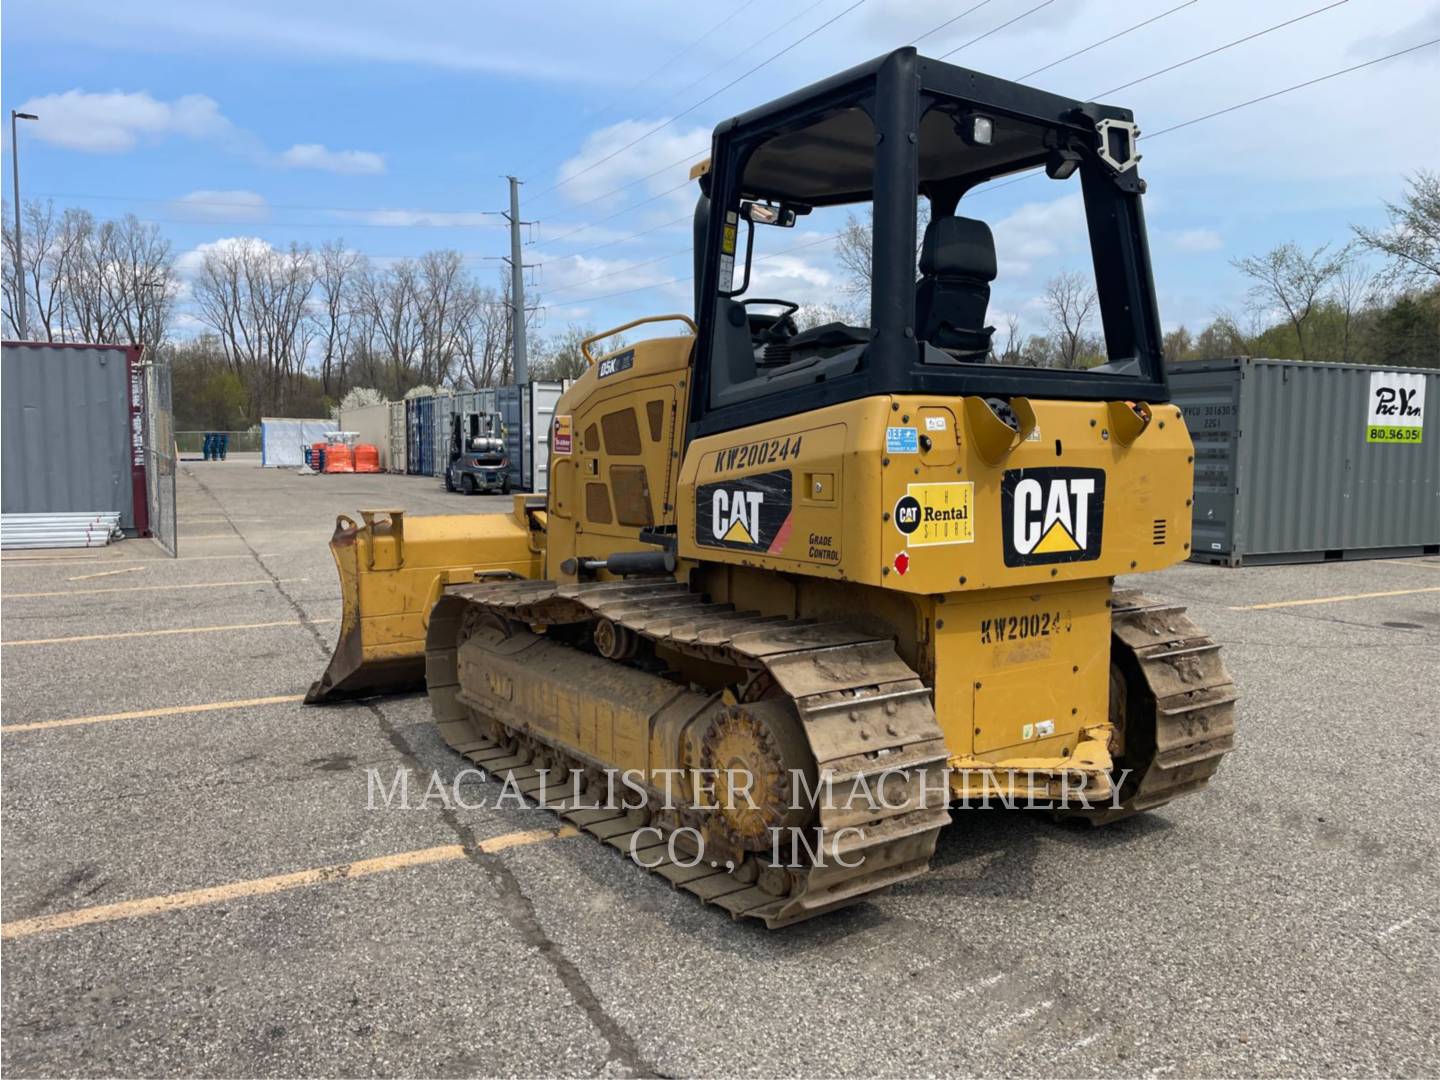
[305,504,542,704]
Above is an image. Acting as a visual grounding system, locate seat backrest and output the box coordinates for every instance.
[915,216,997,355]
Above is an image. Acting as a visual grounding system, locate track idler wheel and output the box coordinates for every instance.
[699,700,816,853]
[592,618,638,660]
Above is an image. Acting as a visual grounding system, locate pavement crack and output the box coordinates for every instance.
[185,468,332,655]
[364,699,658,1078]
[186,465,656,1076]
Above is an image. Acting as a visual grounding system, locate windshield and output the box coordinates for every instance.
[691,49,1166,437]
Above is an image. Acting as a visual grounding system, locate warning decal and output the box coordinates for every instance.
[553,414,573,455]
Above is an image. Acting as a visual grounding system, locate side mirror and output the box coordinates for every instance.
[741,201,798,228]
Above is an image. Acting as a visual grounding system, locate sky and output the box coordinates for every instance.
[3,0,1438,346]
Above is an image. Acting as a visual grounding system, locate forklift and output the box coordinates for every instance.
[444,410,511,495]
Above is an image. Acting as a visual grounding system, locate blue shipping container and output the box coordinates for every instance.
[406,396,434,476]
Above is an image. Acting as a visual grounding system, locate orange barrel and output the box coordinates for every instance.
[354,444,381,473]
[323,442,355,473]
[311,442,327,471]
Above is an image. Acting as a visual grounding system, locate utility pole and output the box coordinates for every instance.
[503,175,530,385]
[10,110,38,340]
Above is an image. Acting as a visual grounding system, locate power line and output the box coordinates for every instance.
[1094,0,1349,97]
[561,213,693,260]
[544,244,694,295]
[529,0,866,204]
[532,151,705,241]
[550,35,1434,307]
[937,0,1061,60]
[1016,0,1200,81]
[547,227,843,302]
[1145,36,1439,138]
[513,0,764,180]
[909,0,1001,45]
[536,0,1148,259]
[540,179,692,249]
[534,0,1071,250]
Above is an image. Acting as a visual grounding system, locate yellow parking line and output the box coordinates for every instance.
[1,828,578,940]
[67,566,146,582]
[1231,586,1440,611]
[1377,559,1440,571]
[1,553,280,567]
[2,694,306,734]
[2,618,335,647]
[183,532,314,541]
[4,577,306,599]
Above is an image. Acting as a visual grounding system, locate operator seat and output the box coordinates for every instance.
[915,215,997,357]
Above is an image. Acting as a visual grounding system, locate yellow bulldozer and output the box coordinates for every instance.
[307,48,1236,927]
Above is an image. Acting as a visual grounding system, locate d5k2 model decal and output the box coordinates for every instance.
[696,469,793,553]
[1000,467,1105,566]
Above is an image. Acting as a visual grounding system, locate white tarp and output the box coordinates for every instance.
[260,418,333,467]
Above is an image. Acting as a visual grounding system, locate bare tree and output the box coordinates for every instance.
[359,259,424,394]
[532,323,631,381]
[1352,170,1440,287]
[313,240,365,398]
[415,249,470,386]
[996,313,1023,364]
[1332,253,1375,361]
[1162,325,1194,363]
[1042,270,1098,369]
[456,282,510,389]
[834,204,930,316]
[192,238,315,414]
[105,215,179,349]
[1231,242,1342,361]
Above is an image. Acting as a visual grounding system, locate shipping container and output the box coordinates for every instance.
[1,342,149,534]
[406,396,435,476]
[495,380,565,492]
[388,401,407,473]
[432,391,457,479]
[1169,357,1439,566]
[335,402,391,470]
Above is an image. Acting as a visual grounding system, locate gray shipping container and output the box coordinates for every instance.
[388,401,407,474]
[1168,357,1439,566]
[495,380,565,493]
[2,342,149,534]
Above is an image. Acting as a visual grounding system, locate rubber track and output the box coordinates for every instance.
[427,578,952,928]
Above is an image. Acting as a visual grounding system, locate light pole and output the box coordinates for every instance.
[10,110,38,340]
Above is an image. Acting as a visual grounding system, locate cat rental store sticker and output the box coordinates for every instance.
[893,482,975,547]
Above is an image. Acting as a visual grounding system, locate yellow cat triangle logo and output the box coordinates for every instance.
[1032,520,1080,554]
[722,519,756,545]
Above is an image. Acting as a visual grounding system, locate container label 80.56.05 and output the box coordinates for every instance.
[1366,371,1426,444]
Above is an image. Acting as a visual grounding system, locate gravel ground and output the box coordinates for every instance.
[2,455,1437,1077]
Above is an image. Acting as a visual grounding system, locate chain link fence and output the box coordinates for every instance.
[175,430,263,455]
[141,355,178,557]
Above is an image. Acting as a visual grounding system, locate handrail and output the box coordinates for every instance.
[581,314,698,363]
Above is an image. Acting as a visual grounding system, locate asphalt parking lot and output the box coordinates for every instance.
[3,455,1438,1078]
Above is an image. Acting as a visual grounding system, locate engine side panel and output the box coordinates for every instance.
[677,395,1194,593]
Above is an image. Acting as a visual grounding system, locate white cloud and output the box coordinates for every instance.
[989,192,1088,278]
[175,235,275,279]
[14,90,233,152]
[170,190,269,223]
[553,119,710,206]
[279,143,386,175]
[1172,228,1223,253]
